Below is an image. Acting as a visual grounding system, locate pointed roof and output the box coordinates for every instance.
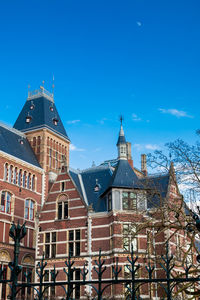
[116,124,126,146]
[109,159,141,188]
[13,87,70,141]
[0,123,41,168]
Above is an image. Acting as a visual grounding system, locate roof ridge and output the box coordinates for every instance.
[0,122,26,138]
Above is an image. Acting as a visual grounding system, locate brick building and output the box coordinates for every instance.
[0,86,192,299]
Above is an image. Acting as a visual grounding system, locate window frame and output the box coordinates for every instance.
[25,199,35,221]
[0,191,12,214]
[44,232,57,259]
[68,229,81,257]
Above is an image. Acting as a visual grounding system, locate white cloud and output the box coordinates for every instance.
[145,144,160,150]
[133,143,160,151]
[70,144,85,152]
[159,108,193,118]
[67,120,80,124]
[136,21,142,27]
[132,113,141,121]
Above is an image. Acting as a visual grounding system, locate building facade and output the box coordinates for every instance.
[0,87,194,299]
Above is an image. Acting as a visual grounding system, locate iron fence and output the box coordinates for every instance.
[0,222,200,299]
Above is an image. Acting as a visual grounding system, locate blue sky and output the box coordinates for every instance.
[0,0,200,170]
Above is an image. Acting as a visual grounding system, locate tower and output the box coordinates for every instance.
[13,86,70,192]
[116,119,127,160]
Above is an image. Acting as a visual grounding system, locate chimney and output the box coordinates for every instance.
[126,142,133,168]
[141,154,147,176]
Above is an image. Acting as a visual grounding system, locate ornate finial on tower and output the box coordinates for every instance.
[119,114,124,126]
[117,115,127,160]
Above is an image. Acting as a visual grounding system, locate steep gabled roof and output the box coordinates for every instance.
[13,91,69,141]
[0,123,41,168]
[108,159,142,189]
[70,165,113,212]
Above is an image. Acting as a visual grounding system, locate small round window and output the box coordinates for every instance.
[50,106,54,112]
[30,104,35,110]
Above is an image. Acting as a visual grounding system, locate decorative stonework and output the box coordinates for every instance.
[0,250,11,262]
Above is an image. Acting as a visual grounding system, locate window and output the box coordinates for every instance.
[0,191,12,214]
[43,270,56,298]
[123,224,137,252]
[4,164,8,181]
[57,196,68,220]
[13,168,17,184]
[45,232,56,259]
[61,181,65,192]
[18,169,22,187]
[55,152,58,169]
[8,165,12,183]
[25,199,34,220]
[21,267,32,299]
[27,173,31,189]
[49,149,52,168]
[122,191,146,211]
[124,265,140,298]
[122,192,136,210]
[0,264,8,299]
[31,175,35,191]
[108,193,112,211]
[23,171,26,188]
[69,230,81,256]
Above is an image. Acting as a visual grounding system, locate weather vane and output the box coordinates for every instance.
[119,115,124,126]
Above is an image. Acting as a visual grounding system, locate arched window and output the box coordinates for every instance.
[0,191,12,214]
[25,199,34,220]
[27,173,31,189]
[31,175,35,191]
[4,164,8,181]
[23,171,26,188]
[18,169,22,187]
[57,195,68,220]
[8,165,13,183]
[33,137,36,146]
[13,167,17,184]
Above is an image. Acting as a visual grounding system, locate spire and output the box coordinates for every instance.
[117,116,127,160]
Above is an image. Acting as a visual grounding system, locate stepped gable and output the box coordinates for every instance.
[0,123,41,167]
[70,165,113,212]
[13,87,69,141]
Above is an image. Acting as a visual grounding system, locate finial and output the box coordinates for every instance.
[119,115,124,126]
[42,80,45,87]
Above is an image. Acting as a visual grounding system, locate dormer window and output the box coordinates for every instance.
[53,118,58,126]
[26,116,32,123]
[94,179,101,192]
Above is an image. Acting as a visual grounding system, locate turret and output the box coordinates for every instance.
[116,123,127,160]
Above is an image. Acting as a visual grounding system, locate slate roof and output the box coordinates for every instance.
[116,124,126,146]
[70,165,113,212]
[13,96,69,141]
[0,123,41,168]
[106,159,142,191]
[69,160,171,212]
[139,174,170,208]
